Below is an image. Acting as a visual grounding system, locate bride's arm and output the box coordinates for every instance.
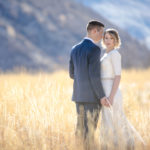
[107,51,122,106]
[108,75,121,105]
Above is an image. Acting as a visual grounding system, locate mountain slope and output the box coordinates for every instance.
[0,0,150,71]
[75,0,150,49]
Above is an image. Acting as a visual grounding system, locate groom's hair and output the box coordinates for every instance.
[87,20,104,32]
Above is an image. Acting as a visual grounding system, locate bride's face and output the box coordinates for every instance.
[104,33,115,50]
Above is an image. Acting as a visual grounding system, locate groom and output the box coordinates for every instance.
[69,20,108,149]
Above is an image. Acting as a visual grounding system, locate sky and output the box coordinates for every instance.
[77,0,150,49]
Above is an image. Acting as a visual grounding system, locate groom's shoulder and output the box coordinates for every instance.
[88,43,100,52]
[71,39,100,54]
[72,40,83,50]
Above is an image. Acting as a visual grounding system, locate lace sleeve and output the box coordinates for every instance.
[111,51,122,75]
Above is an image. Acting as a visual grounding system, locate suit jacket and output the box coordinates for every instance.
[69,38,105,103]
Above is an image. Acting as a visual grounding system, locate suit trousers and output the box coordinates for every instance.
[75,102,101,150]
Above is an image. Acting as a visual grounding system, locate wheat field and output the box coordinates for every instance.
[0,69,150,150]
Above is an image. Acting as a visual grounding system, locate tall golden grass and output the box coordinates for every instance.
[0,69,149,150]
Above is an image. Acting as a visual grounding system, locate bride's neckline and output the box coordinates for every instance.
[105,49,117,54]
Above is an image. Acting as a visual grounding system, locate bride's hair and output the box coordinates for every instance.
[101,28,121,49]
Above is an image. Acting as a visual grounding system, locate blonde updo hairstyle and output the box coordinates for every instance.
[102,28,121,49]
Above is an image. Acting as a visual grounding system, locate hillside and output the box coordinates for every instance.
[75,0,150,49]
[0,0,150,71]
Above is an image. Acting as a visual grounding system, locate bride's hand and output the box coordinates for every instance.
[107,97,113,106]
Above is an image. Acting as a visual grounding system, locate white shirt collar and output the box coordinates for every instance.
[84,37,95,43]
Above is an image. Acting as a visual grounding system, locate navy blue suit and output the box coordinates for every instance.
[69,38,105,103]
[69,38,106,147]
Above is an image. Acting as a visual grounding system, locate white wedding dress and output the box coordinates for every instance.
[100,49,145,150]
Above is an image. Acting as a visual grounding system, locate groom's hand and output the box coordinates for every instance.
[100,97,109,107]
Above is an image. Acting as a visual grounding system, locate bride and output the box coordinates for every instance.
[100,28,145,150]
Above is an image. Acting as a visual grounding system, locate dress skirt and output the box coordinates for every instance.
[100,79,135,150]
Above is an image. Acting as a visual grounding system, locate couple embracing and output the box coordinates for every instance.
[69,20,144,150]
